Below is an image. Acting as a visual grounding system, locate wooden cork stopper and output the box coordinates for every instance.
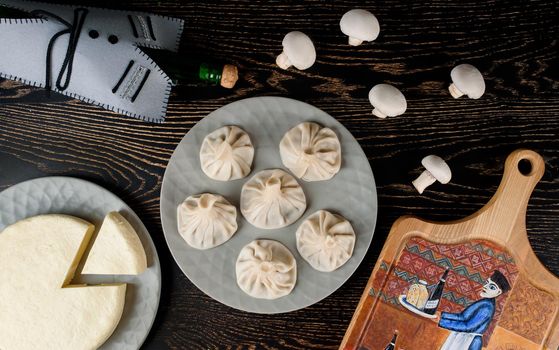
[220,64,239,89]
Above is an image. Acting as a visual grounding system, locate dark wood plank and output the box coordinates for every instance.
[0,1,558,349]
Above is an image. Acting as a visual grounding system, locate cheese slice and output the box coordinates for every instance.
[0,215,126,350]
[82,211,147,275]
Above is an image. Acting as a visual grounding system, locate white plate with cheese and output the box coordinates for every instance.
[0,177,161,350]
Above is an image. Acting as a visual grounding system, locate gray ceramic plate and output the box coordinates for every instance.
[0,177,161,350]
[161,97,377,314]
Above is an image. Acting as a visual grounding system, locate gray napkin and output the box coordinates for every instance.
[0,0,185,122]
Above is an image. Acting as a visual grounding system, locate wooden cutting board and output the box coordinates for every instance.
[341,149,559,350]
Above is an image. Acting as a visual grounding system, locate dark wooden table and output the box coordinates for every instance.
[1,1,558,349]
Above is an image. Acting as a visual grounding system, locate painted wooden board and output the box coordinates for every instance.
[341,150,559,350]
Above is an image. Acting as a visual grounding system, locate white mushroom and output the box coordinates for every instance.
[368,84,407,118]
[412,155,452,194]
[340,9,380,46]
[449,64,485,99]
[276,31,316,70]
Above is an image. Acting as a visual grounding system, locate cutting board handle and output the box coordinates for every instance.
[476,149,545,243]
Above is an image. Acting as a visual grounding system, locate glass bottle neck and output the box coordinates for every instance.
[198,63,222,85]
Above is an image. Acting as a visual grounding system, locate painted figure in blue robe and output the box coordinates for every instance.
[438,270,511,350]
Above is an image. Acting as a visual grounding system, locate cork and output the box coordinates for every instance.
[220,64,239,89]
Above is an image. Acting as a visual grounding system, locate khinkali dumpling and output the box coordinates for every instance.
[200,126,254,181]
[236,240,297,299]
[279,122,341,181]
[296,210,355,272]
[240,169,307,229]
[177,193,238,250]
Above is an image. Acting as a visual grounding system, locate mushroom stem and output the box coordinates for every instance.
[412,170,437,194]
[372,108,387,119]
[276,52,292,70]
[348,37,363,46]
[448,83,464,99]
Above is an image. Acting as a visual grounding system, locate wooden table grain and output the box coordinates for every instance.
[0,1,558,349]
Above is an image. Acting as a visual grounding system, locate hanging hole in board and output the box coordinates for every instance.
[518,158,533,176]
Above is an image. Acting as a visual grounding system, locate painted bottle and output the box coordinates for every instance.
[383,331,398,350]
[424,268,450,315]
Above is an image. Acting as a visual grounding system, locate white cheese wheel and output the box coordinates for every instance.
[0,215,126,350]
[82,211,147,275]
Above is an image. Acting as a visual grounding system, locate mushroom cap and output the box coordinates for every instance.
[450,64,485,99]
[368,84,407,117]
[281,31,316,70]
[421,155,452,183]
[340,9,380,42]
